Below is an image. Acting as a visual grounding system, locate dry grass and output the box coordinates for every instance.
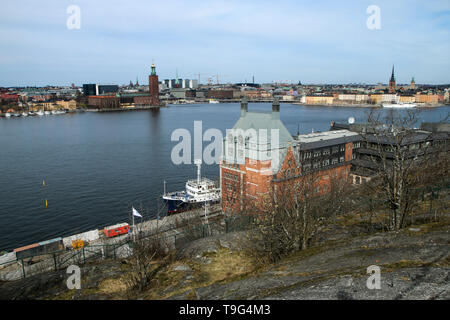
[144,248,255,300]
[98,278,127,295]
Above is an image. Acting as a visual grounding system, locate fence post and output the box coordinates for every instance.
[82,247,86,264]
[113,245,116,260]
[21,259,25,279]
[53,253,57,271]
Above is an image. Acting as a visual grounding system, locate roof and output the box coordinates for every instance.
[232,110,294,149]
[295,130,360,149]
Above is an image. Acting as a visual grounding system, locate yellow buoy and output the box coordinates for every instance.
[43,180,46,187]
[45,199,48,208]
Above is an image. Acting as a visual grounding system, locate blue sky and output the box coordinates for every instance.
[0,0,449,86]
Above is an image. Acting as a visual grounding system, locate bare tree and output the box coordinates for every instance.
[361,109,449,230]
[124,207,174,292]
[242,170,329,264]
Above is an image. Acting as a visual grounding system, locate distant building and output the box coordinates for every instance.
[415,93,439,104]
[389,66,396,94]
[149,63,160,106]
[82,84,118,96]
[305,95,334,105]
[83,84,97,96]
[87,95,120,109]
[97,85,119,95]
[164,79,198,89]
[207,90,234,99]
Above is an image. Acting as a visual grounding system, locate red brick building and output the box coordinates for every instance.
[220,99,360,214]
[207,90,234,99]
[88,95,120,109]
[149,63,160,106]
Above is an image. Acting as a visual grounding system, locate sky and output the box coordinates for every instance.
[0,0,449,86]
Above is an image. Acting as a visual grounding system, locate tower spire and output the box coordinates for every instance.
[151,61,156,76]
[390,65,395,82]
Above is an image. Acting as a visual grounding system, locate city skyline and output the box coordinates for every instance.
[1,0,449,86]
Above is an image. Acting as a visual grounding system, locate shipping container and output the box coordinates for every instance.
[104,223,129,238]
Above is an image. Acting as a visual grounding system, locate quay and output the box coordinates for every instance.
[0,204,222,281]
[85,105,166,112]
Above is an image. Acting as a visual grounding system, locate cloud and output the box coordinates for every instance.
[0,0,449,85]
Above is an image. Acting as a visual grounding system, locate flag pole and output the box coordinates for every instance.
[132,207,135,241]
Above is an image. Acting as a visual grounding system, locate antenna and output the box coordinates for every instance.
[194,159,202,184]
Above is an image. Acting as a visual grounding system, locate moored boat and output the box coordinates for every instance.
[382,102,416,108]
[162,160,221,214]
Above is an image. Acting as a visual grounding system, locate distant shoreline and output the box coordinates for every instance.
[292,103,448,108]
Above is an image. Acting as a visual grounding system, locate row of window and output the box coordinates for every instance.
[224,172,239,182]
[304,156,346,171]
[301,145,347,160]
[225,183,238,193]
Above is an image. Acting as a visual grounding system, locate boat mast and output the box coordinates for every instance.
[195,159,202,184]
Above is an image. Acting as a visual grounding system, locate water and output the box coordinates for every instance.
[0,103,448,251]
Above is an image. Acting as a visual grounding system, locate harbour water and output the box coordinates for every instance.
[0,103,448,251]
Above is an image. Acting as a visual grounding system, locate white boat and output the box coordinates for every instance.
[44,111,51,115]
[4,113,11,118]
[382,102,416,109]
[12,113,21,117]
[28,111,36,116]
[21,112,28,117]
[162,160,221,214]
[36,110,44,116]
[52,110,67,115]
[209,99,220,104]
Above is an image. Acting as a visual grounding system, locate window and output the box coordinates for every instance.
[340,146,345,152]
[323,159,330,166]
[340,156,345,163]
[332,158,338,165]
[323,149,330,156]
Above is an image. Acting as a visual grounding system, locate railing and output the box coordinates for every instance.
[0,215,254,281]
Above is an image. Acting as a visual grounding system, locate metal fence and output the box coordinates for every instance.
[0,215,254,281]
[0,184,447,281]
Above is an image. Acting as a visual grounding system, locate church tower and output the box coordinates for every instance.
[149,62,160,106]
[410,77,415,90]
[389,65,396,93]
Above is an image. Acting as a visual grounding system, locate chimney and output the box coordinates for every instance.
[272,98,280,119]
[241,98,248,117]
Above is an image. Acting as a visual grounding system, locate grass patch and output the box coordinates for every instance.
[144,248,255,300]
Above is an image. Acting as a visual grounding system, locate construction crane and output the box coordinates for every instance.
[215,74,230,85]
[194,73,209,85]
